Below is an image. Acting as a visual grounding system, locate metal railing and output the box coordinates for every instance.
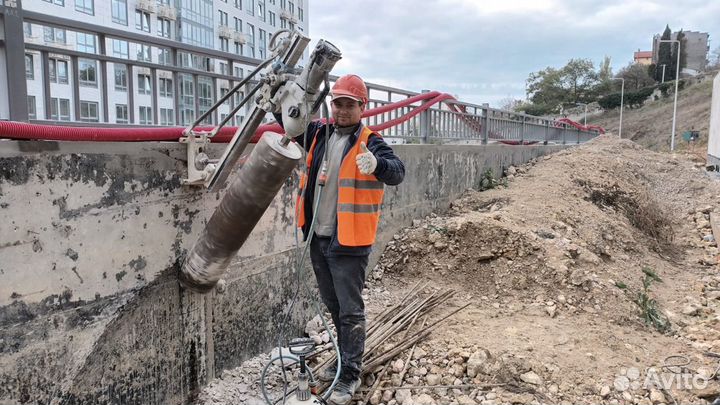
[0,3,598,144]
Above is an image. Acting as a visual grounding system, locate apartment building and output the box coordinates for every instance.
[22,0,308,125]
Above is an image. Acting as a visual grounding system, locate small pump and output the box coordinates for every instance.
[282,338,323,405]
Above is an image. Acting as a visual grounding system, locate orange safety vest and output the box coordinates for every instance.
[297,125,385,246]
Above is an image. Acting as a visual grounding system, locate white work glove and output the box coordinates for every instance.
[356,142,377,175]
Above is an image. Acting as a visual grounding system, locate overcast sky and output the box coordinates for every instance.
[307,0,720,107]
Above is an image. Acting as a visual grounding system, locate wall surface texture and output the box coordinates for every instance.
[0,139,565,404]
[708,73,720,166]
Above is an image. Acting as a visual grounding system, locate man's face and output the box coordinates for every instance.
[331,97,364,127]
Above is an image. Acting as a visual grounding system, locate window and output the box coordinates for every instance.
[43,27,66,44]
[219,62,228,75]
[298,7,303,22]
[234,41,243,55]
[75,0,94,15]
[258,0,265,21]
[246,23,255,58]
[159,78,173,97]
[79,59,97,87]
[245,0,254,15]
[218,10,228,26]
[233,90,245,105]
[220,87,230,104]
[280,0,285,9]
[268,11,276,27]
[137,44,151,62]
[234,17,242,32]
[76,32,97,54]
[116,104,129,124]
[49,98,71,121]
[42,0,65,5]
[25,54,34,80]
[80,101,99,122]
[27,96,37,120]
[139,106,153,125]
[258,29,266,59]
[158,0,170,4]
[180,74,195,125]
[138,74,152,95]
[112,39,129,59]
[160,108,175,125]
[288,1,294,14]
[198,78,213,124]
[114,64,127,91]
[136,10,150,32]
[158,48,171,65]
[220,37,229,52]
[158,18,171,38]
[234,0,242,9]
[49,58,69,84]
[280,18,286,29]
[24,23,32,38]
[234,66,243,78]
[112,0,128,24]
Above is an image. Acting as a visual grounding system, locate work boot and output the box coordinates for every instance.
[317,364,339,382]
[328,377,361,405]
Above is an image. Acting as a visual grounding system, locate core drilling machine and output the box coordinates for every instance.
[177,30,343,404]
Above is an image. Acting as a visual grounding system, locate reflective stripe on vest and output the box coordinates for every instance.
[297,125,385,247]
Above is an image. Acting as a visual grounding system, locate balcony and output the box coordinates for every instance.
[232,31,247,44]
[156,5,177,20]
[136,0,156,13]
[217,25,233,39]
[280,10,297,23]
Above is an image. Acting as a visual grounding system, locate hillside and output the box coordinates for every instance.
[588,73,716,154]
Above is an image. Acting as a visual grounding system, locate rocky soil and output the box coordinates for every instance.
[197,135,720,405]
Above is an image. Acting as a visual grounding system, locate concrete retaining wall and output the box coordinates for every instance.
[708,73,720,166]
[0,139,565,404]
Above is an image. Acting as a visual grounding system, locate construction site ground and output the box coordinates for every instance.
[198,135,720,405]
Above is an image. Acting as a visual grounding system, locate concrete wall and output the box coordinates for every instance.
[709,73,720,167]
[0,139,565,404]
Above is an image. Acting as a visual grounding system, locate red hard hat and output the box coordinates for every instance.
[331,74,368,104]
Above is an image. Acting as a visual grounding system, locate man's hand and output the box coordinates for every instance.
[356,142,377,175]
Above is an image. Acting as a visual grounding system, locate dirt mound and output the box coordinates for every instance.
[366,135,720,404]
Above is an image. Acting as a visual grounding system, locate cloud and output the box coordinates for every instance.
[308,0,720,107]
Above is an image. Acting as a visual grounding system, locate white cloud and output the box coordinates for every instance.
[307,0,720,106]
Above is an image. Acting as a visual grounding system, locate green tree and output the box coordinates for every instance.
[616,63,655,90]
[522,58,599,115]
[655,25,672,82]
[561,58,600,103]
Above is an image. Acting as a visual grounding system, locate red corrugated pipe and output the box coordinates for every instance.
[0,90,485,142]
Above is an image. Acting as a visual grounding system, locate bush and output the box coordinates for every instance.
[598,93,622,109]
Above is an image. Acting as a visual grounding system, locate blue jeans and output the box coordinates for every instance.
[309,235,368,381]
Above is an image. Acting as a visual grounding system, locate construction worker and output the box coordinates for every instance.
[276,74,405,404]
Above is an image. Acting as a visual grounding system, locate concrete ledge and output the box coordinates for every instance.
[0,139,566,404]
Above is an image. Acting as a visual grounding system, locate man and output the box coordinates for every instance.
[277,74,405,404]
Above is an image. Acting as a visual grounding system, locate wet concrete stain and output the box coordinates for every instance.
[70,267,84,284]
[128,256,147,272]
[115,271,127,282]
[66,248,79,261]
[171,205,200,234]
[0,157,36,185]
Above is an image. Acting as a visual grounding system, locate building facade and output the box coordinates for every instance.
[633,50,652,65]
[22,0,308,126]
[652,30,710,74]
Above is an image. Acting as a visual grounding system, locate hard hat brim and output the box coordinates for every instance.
[331,92,363,103]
